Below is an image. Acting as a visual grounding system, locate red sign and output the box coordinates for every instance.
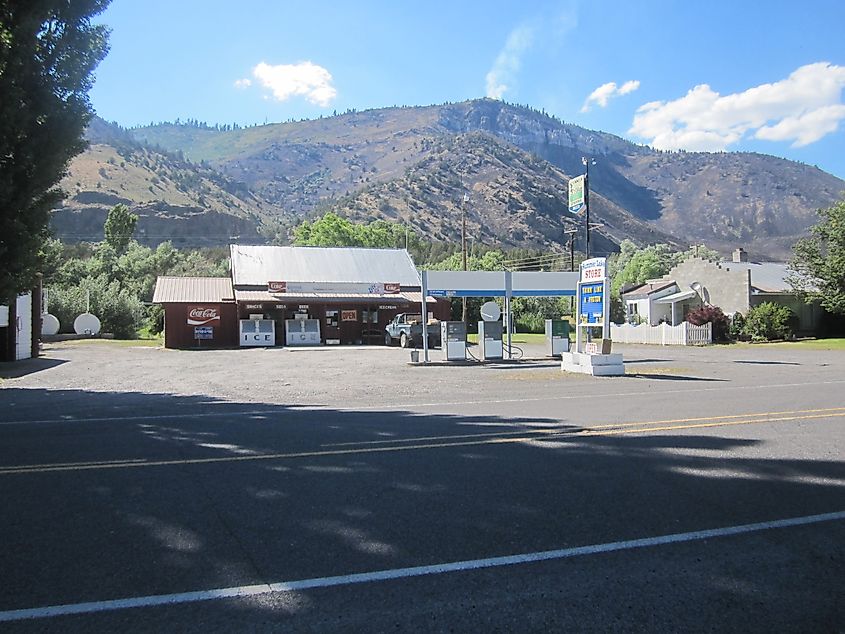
[268,281,286,293]
[187,306,220,326]
[384,283,401,294]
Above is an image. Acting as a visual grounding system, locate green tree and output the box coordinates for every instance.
[788,199,845,315]
[611,243,679,296]
[0,1,110,298]
[293,212,421,251]
[103,203,138,254]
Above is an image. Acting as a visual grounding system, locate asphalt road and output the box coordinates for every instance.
[0,341,843,632]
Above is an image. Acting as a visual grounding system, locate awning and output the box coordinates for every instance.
[654,289,697,304]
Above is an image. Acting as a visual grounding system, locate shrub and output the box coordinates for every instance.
[742,302,795,341]
[686,305,730,342]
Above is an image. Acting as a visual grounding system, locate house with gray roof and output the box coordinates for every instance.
[621,248,822,334]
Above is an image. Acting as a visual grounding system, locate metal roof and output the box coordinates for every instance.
[234,290,435,304]
[152,277,234,303]
[654,289,698,304]
[230,245,421,287]
[621,280,676,300]
[718,261,791,293]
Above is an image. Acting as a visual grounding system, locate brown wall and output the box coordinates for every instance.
[163,303,238,349]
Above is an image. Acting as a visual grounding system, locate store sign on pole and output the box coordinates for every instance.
[579,257,606,282]
[194,326,213,340]
[568,175,585,214]
[576,257,610,337]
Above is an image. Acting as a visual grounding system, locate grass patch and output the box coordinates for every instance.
[54,336,162,348]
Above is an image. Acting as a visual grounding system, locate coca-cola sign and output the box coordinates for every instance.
[268,281,287,293]
[383,283,401,294]
[187,306,220,326]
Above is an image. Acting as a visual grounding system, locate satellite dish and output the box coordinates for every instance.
[42,313,60,336]
[480,301,501,321]
[74,313,101,336]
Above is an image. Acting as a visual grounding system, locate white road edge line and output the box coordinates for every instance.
[1,509,843,623]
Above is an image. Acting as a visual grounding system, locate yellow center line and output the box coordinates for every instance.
[1,409,842,476]
[322,407,845,447]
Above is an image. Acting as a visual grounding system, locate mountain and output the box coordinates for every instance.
[51,99,845,259]
[53,118,287,247]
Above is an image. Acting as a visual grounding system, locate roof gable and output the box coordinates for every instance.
[153,277,234,303]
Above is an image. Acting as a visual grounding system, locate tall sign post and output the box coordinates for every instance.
[575,257,610,354]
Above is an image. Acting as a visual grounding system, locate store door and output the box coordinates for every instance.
[325,309,340,344]
[361,308,379,345]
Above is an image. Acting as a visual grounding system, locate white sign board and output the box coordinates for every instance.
[579,257,606,282]
[269,281,400,295]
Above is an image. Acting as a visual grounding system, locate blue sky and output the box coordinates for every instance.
[90,0,845,178]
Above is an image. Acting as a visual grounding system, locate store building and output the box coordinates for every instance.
[152,277,238,349]
[153,245,449,349]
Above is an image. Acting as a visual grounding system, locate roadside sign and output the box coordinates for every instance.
[579,257,606,282]
[568,175,585,214]
[194,326,213,340]
[579,282,605,325]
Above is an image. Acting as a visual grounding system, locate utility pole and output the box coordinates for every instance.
[564,228,578,272]
[582,157,595,259]
[564,228,578,319]
[461,193,468,324]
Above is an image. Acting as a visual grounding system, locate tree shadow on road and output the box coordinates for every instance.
[0,386,842,631]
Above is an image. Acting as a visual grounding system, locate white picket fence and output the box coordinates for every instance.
[610,321,712,346]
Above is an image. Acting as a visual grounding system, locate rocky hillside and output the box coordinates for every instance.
[51,100,845,259]
[53,119,287,247]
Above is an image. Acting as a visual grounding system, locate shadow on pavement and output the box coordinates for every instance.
[0,386,841,631]
[0,357,66,379]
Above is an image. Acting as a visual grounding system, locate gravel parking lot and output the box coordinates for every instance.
[5,339,845,409]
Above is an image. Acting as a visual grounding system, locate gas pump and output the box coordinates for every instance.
[478,320,503,360]
[440,321,466,361]
[545,319,570,355]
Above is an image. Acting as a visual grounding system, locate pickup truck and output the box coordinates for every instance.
[384,313,441,348]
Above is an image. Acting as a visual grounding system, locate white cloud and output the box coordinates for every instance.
[234,78,251,89]
[629,62,845,150]
[485,24,534,99]
[618,80,640,95]
[580,80,640,112]
[249,61,337,107]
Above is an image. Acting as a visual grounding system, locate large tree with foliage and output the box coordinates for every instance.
[788,199,845,315]
[0,1,110,298]
[103,203,137,254]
